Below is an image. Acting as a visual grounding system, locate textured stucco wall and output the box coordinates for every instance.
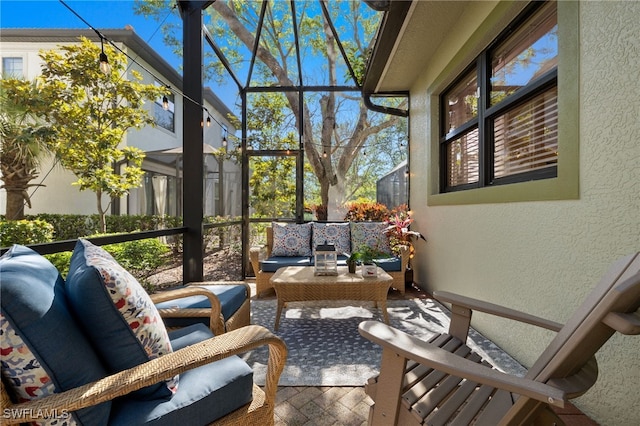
[409,2,640,425]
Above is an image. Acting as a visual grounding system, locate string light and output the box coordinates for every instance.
[99,38,110,74]
[162,95,169,110]
[206,116,211,127]
[222,129,228,147]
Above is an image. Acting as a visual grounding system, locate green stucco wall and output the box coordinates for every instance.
[408,1,640,424]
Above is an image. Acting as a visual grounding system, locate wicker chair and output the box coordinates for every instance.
[0,324,287,425]
[151,282,251,335]
[360,252,640,425]
[250,226,409,297]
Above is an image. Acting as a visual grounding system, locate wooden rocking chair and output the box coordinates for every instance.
[359,252,640,425]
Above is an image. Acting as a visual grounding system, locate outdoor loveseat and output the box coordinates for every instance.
[0,240,287,425]
[250,222,409,297]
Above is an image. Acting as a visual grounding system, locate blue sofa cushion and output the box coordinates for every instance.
[65,239,177,400]
[372,256,402,272]
[260,256,312,272]
[0,245,110,426]
[155,284,247,329]
[109,324,254,425]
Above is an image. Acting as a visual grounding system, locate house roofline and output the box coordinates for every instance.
[0,28,236,122]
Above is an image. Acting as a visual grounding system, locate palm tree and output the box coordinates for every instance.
[0,78,53,220]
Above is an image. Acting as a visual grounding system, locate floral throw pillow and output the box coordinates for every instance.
[271,222,312,257]
[66,239,178,400]
[312,222,351,255]
[350,222,393,256]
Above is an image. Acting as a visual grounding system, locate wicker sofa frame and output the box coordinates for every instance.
[250,225,409,297]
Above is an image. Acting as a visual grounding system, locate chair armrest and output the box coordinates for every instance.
[150,286,224,334]
[359,321,565,408]
[434,290,563,333]
[396,245,410,272]
[249,246,266,275]
[1,325,287,424]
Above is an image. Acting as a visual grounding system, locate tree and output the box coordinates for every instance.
[36,36,167,232]
[137,0,407,219]
[0,78,53,220]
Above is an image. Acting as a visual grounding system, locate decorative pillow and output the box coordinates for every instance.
[65,239,178,400]
[350,222,393,255]
[312,222,351,255]
[271,222,312,257]
[0,244,110,425]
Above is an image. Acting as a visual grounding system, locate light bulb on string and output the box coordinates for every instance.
[162,95,169,111]
[206,116,211,127]
[322,150,328,158]
[99,38,110,74]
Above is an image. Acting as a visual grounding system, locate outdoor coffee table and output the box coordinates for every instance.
[270,265,393,331]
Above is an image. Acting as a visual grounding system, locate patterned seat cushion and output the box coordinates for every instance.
[65,239,178,400]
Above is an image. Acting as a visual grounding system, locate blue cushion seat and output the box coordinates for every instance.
[260,256,312,272]
[109,324,254,426]
[155,284,247,329]
[261,254,399,272]
[371,256,402,272]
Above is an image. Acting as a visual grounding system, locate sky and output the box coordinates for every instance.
[1,0,181,67]
[1,0,182,68]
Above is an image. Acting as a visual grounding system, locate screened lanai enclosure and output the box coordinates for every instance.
[177,0,409,281]
[1,1,409,286]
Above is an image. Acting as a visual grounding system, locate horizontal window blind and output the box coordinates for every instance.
[493,87,558,178]
[447,128,479,187]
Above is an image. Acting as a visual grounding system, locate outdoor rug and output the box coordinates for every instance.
[241,298,526,386]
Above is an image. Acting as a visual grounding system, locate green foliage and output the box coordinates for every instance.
[348,246,392,264]
[343,201,390,222]
[0,219,54,246]
[27,214,178,241]
[0,77,54,220]
[99,236,170,275]
[44,251,72,277]
[36,37,168,232]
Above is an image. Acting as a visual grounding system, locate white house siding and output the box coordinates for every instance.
[0,30,240,219]
[409,1,640,424]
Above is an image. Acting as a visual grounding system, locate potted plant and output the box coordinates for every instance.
[385,207,427,284]
[347,247,389,276]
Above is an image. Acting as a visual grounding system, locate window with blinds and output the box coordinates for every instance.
[440,1,557,192]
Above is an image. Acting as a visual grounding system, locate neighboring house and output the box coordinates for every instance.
[363,1,639,424]
[376,159,407,210]
[0,28,240,219]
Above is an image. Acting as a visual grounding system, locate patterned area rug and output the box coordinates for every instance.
[242,298,526,386]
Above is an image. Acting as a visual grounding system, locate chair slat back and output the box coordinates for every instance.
[527,253,640,382]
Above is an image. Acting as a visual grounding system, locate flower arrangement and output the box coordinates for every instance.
[385,205,426,259]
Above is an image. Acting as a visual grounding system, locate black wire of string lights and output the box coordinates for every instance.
[57,0,228,135]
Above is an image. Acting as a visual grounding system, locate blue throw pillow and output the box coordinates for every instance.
[65,239,178,400]
[0,245,110,425]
